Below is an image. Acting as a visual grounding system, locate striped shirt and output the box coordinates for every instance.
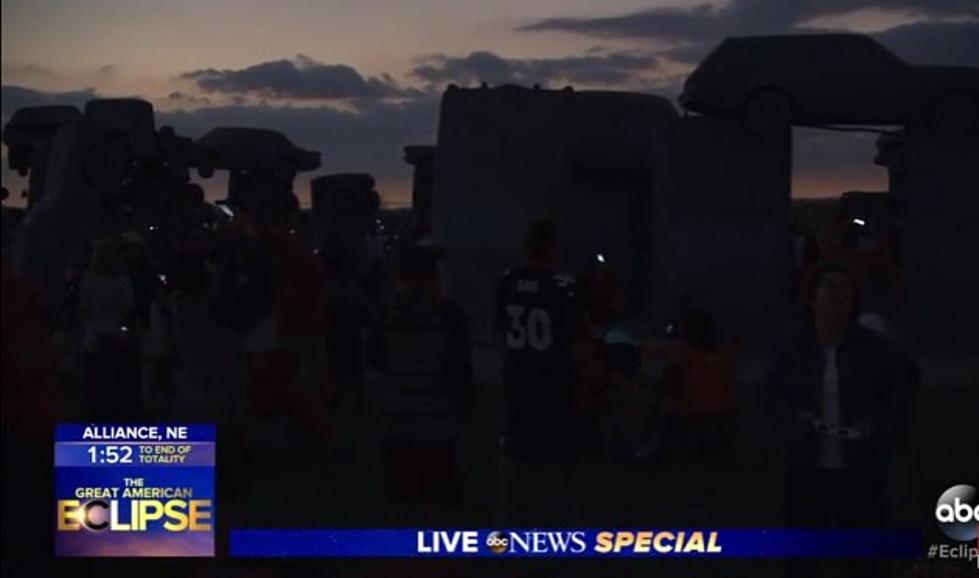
[370,295,473,441]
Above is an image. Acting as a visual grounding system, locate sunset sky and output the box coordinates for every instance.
[3,0,978,205]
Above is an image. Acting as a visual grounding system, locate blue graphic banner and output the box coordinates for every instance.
[54,423,216,557]
[230,528,923,558]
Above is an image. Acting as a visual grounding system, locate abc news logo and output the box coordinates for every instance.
[485,531,587,555]
[416,531,586,555]
[935,484,978,542]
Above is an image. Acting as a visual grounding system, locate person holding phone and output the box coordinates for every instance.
[767,261,914,578]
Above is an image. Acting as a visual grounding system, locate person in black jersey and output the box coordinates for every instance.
[494,219,592,525]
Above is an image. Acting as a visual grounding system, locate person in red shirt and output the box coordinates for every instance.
[245,193,331,439]
[2,262,58,577]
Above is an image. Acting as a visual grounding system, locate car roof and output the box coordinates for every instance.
[720,34,903,60]
[196,127,321,172]
[725,33,887,47]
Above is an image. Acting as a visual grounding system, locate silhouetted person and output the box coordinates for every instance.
[495,219,592,525]
[79,239,142,420]
[790,219,819,300]
[824,222,895,316]
[321,249,373,409]
[790,220,820,274]
[119,231,162,328]
[768,261,913,578]
[368,244,472,524]
[579,258,620,333]
[580,264,631,458]
[595,325,647,459]
[209,209,279,335]
[145,251,246,423]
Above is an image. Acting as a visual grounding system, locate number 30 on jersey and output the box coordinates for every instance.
[505,305,553,351]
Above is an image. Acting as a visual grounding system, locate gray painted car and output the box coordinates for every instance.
[679,34,979,134]
[195,126,321,176]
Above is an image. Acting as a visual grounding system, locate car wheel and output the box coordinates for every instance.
[933,92,978,136]
[743,90,792,138]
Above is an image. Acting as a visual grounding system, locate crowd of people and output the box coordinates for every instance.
[1,195,917,577]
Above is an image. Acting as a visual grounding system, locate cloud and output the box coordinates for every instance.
[181,54,410,101]
[520,1,978,43]
[1,85,98,121]
[659,43,715,66]
[520,3,723,43]
[632,73,691,100]
[166,90,212,107]
[1,63,56,77]
[412,50,661,89]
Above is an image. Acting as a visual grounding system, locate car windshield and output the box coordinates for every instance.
[858,38,907,68]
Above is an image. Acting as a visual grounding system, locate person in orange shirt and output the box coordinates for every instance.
[644,309,737,460]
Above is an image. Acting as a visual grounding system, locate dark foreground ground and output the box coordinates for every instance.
[47,345,979,578]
